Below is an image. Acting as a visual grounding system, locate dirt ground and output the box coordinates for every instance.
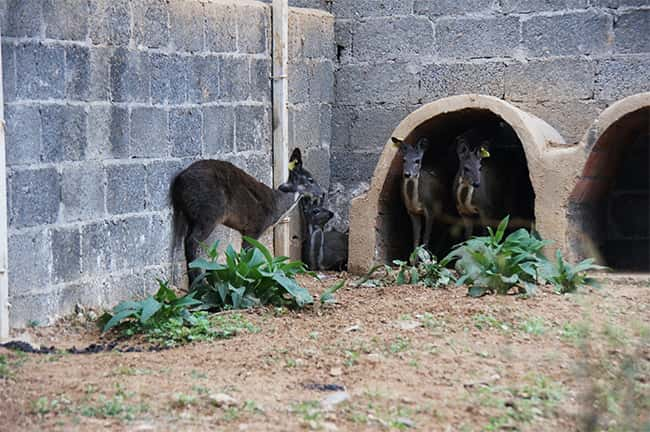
[1,274,649,432]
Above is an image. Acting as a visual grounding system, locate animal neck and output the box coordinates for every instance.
[455,176,479,216]
[268,190,301,230]
[402,176,423,213]
[308,228,324,270]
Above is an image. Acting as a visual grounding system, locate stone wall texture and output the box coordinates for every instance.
[0,0,334,327]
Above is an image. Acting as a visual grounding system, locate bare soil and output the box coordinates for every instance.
[1,274,649,432]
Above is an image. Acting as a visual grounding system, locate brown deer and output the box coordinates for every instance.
[170,149,323,286]
[453,127,532,238]
[300,198,348,271]
[393,136,450,251]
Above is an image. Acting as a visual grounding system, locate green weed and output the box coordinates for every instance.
[520,317,546,335]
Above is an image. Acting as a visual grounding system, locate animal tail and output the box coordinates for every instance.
[169,176,187,289]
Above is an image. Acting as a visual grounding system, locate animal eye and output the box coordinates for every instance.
[415,159,421,164]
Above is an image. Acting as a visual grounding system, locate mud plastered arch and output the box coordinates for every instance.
[567,92,650,271]
[348,94,581,274]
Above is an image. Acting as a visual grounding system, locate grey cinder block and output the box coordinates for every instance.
[106,163,147,215]
[8,167,61,228]
[187,55,219,103]
[8,228,51,294]
[237,3,268,54]
[89,0,131,46]
[81,221,111,275]
[65,44,90,101]
[87,105,130,159]
[235,105,269,152]
[145,160,183,211]
[51,226,82,284]
[202,105,235,156]
[523,11,612,57]
[109,48,151,103]
[16,42,65,100]
[205,1,237,53]
[505,58,596,102]
[501,0,588,13]
[250,58,271,102]
[150,53,188,105]
[169,0,204,53]
[130,107,168,158]
[220,56,250,102]
[2,0,42,38]
[437,16,520,59]
[132,0,169,49]
[2,41,17,102]
[40,104,88,162]
[596,57,650,101]
[353,16,436,62]
[61,162,105,222]
[5,104,41,166]
[614,9,650,54]
[170,108,202,157]
[43,0,89,41]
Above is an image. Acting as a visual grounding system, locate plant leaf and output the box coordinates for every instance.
[102,308,140,333]
[272,273,313,307]
[140,297,162,324]
[468,286,487,298]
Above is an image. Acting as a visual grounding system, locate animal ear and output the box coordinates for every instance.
[456,139,466,155]
[289,148,303,169]
[416,137,430,151]
[391,137,403,147]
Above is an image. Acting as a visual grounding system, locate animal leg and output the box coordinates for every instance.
[410,213,422,250]
[422,210,434,250]
[184,223,216,287]
[462,217,474,240]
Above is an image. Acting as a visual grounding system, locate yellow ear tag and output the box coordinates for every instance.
[288,160,297,171]
[480,147,491,158]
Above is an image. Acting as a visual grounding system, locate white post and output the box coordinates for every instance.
[272,0,290,257]
[0,35,9,340]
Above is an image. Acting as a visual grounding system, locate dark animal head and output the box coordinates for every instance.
[455,130,491,188]
[278,148,324,200]
[306,207,334,229]
[392,137,430,179]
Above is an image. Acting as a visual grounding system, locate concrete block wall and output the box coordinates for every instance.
[324,0,650,231]
[1,0,334,327]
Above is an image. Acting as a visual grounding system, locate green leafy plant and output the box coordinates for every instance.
[320,280,345,304]
[442,216,550,297]
[355,246,454,289]
[540,250,606,294]
[100,279,202,333]
[190,237,313,310]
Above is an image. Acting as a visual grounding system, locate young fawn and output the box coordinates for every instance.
[300,198,348,271]
[170,149,323,286]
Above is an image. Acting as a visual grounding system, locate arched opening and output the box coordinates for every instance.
[349,95,566,274]
[377,108,536,262]
[568,107,650,272]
